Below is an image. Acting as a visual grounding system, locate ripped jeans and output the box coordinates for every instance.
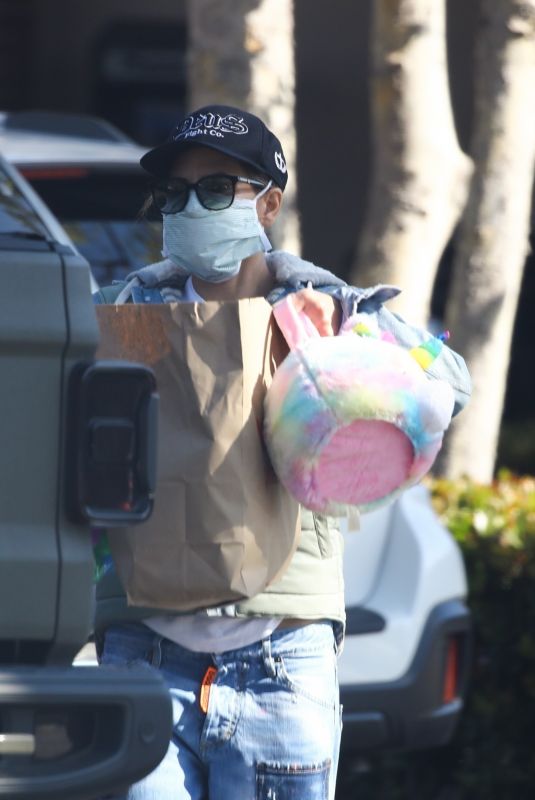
[99,621,342,800]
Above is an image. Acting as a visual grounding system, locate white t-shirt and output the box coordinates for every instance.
[144,275,281,652]
[182,276,204,303]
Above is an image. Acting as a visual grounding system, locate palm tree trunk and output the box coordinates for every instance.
[351,0,472,327]
[186,0,299,253]
[439,0,535,481]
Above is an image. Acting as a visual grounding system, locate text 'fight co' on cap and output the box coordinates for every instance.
[140,105,288,190]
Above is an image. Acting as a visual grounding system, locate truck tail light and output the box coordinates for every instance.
[66,361,158,526]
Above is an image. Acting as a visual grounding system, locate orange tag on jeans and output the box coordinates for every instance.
[199,666,217,713]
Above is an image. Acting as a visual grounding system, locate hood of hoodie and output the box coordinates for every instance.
[113,251,347,304]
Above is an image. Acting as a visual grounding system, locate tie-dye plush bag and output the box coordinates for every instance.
[264,293,455,515]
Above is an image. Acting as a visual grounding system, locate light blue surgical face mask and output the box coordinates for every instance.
[162,181,273,283]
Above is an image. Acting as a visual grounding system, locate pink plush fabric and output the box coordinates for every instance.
[315,420,414,506]
[264,294,455,514]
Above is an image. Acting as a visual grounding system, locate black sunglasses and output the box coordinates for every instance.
[151,173,267,214]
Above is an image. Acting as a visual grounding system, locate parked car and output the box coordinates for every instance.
[1,110,472,763]
[339,485,471,756]
[0,110,161,287]
[0,152,171,799]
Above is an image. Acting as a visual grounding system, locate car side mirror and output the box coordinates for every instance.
[67,361,158,526]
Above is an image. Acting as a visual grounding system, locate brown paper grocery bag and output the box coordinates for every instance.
[95,298,300,612]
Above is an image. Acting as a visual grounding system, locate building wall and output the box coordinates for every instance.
[27,0,186,112]
[294,0,372,274]
[0,0,34,108]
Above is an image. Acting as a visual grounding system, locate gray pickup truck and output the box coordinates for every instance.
[0,153,171,799]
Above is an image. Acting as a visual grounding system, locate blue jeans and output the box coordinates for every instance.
[99,621,342,800]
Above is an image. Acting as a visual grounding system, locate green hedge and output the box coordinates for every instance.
[336,472,535,800]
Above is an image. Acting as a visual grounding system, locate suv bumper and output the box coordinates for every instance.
[340,599,472,753]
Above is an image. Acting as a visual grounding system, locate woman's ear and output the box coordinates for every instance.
[258,187,283,228]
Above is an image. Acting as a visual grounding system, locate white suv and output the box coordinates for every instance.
[339,486,470,755]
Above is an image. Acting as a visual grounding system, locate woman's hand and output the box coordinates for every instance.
[292,288,341,336]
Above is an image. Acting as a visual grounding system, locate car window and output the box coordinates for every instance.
[21,168,162,284]
[0,167,49,239]
[62,220,162,285]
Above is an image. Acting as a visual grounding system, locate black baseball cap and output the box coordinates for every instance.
[140,104,288,190]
